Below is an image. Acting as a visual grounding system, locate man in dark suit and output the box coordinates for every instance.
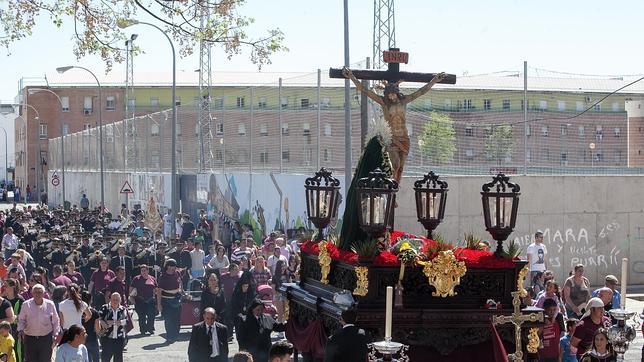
[188,307,229,362]
[238,299,286,362]
[323,308,369,362]
[109,245,134,284]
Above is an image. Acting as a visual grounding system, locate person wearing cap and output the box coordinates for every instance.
[156,259,183,343]
[108,246,133,286]
[592,275,621,310]
[237,299,285,362]
[571,297,611,360]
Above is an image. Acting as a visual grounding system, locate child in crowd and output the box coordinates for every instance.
[559,318,578,362]
[539,298,564,362]
[0,322,15,362]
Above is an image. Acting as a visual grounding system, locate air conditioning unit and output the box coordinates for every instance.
[83,109,92,115]
[585,96,592,103]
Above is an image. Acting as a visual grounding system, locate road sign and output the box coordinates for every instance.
[120,180,134,194]
[51,171,60,187]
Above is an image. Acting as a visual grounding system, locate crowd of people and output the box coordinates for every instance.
[0,201,301,362]
[526,231,632,362]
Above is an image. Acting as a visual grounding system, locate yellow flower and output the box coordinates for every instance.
[399,242,411,252]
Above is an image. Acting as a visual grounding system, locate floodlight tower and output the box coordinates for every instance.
[373,0,396,70]
[197,2,215,172]
[125,34,138,169]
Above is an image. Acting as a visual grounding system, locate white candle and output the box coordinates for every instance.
[621,258,628,309]
[385,286,393,340]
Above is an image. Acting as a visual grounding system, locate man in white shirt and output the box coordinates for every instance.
[2,227,18,260]
[266,247,288,275]
[163,209,173,240]
[275,237,291,261]
[526,231,547,283]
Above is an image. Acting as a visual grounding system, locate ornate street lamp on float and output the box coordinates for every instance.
[356,168,398,241]
[304,168,341,242]
[481,173,520,257]
[414,171,448,239]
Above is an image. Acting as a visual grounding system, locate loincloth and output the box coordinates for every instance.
[388,135,410,155]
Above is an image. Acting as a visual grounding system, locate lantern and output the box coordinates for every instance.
[356,168,398,239]
[414,171,448,239]
[304,168,341,241]
[481,173,520,257]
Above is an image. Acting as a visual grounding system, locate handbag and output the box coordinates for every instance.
[96,320,110,338]
[130,288,138,298]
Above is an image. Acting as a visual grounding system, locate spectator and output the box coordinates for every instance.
[200,273,226,320]
[563,264,591,319]
[579,328,616,362]
[156,259,182,343]
[250,257,271,287]
[2,279,22,362]
[2,229,18,261]
[266,247,287,275]
[533,280,566,318]
[237,299,285,362]
[187,307,228,362]
[17,284,61,362]
[231,272,256,345]
[129,265,157,335]
[526,231,547,285]
[0,322,15,362]
[559,319,578,362]
[271,260,287,323]
[571,298,611,360]
[592,275,621,310]
[58,284,90,332]
[323,308,369,362]
[539,299,564,362]
[232,351,254,362]
[269,340,294,362]
[208,246,230,273]
[96,293,127,362]
[531,271,544,297]
[55,324,89,362]
[189,241,206,279]
[79,194,89,211]
[80,292,99,362]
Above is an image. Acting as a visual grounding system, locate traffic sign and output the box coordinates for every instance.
[51,171,60,187]
[120,180,134,194]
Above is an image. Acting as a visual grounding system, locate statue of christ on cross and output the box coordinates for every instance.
[342,66,445,183]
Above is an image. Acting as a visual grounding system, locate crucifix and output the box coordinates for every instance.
[330,48,456,183]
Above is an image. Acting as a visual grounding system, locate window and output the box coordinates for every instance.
[561,153,568,164]
[424,99,432,110]
[213,97,224,108]
[539,101,548,110]
[483,99,491,110]
[465,125,474,137]
[215,123,224,135]
[502,99,511,111]
[614,128,621,137]
[282,150,290,161]
[324,124,332,136]
[63,124,69,136]
[321,97,330,108]
[301,99,310,108]
[444,99,452,111]
[462,99,472,110]
[557,101,566,111]
[150,124,160,136]
[238,124,246,136]
[215,149,223,161]
[259,151,268,163]
[39,124,47,139]
[595,126,603,141]
[150,97,159,107]
[61,96,70,112]
[128,98,136,108]
[280,97,289,108]
[526,125,531,136]
[578,126,585,136]
[612,102,619,112]
[174,97,181,106]
[615,150,622,162]
[260,125,268,136]
[258,97,267,108]
[465,149,474,159]
[83,96,93,115]
[576,101,584,111]
[594,152,603,162]
[561,125,568,136]
[281,123,289,136]
[303,123,311,136]
[323,149,330,162]
[594,103,601,112]
[176,122,182,136]
[151,151,160,168]
[236,97,245,108]
[541,126,549,137]
[106,96,115,111]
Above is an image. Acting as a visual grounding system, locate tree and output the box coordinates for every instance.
[418,111,456,165]
[0,1,286,71]
[484,124,514,164]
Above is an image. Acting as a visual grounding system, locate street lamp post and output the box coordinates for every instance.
[119,19,178,225]
[57,66,105,209]
[28,88,65,207]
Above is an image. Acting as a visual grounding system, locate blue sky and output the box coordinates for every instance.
[1,0,643,100]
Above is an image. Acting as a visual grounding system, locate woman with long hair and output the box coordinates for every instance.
[231,271,256,347]
[208,246,230,273]
[199,272,226,320]
[285,256,298,283]
[58,284,91,332]
[271,259,287,323]
[580,328,616,362]
[1,279,21,362]
[80,292,99,362]
[156,259,183,343]
[55,324,89,362]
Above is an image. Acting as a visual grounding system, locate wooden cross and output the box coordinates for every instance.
[329,48,457,85]
[493,266,544,361]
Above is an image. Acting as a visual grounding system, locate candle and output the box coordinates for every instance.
[621,258,628,309]
[385,286,393,340]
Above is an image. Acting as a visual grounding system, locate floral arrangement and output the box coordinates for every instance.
[300,230,518,269]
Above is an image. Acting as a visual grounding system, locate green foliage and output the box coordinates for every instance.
[463,232,482,250]
[351,239,379,258]
[0,1,287,72]
[424,232,454,257]
[501,239,522,259]
[418,112,456,165]
[239,209,262,245]
[484,124,514,164]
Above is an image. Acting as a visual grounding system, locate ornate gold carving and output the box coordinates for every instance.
[353,266,369,296]
[517,265,529,298]
[318,240,331,284]
[418,250,466,297]
[527,327,540,354]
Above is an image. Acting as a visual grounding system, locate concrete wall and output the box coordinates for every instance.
[51,170,644,286]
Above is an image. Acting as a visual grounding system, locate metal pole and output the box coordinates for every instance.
[360,57,370,149]
[23,118,27,203]
[0,128,7,185]
[249,87,253,212]
[278,78,283,173]
[317,69,321,169]
[124,41,129,170]
[343,0,352,193]
[523,60,528,176]
[222,95,226,174]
